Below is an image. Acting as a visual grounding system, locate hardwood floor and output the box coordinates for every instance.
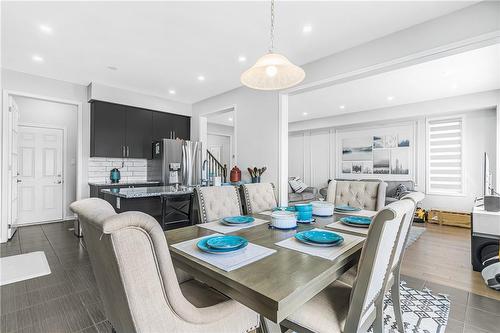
[401,223,499,301]
[0,220,498,333]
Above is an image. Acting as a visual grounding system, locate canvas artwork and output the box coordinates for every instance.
[342,162,352,173]
[398,133,411,147]
[361,161,373,174]
[383,135,397,148]
[373,150,390,174]
[373,136,384,149]
[342,137,373,161]
[391,148,410,174]
[352,162,363,174]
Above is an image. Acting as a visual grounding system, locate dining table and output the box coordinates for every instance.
[164,211,373,332]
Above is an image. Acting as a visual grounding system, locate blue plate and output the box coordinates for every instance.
[303,230,343,244]
[273,206,296,212]
[197,236,248,254]
[222,216,255,224]
[295,231,343,247]
[340,216,371,225]
[206,235,247,249]
[335,205,362,212]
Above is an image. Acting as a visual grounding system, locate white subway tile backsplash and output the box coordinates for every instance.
[88,157,148,183]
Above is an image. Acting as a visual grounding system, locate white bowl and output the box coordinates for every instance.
[270,211,297,229]
[311,201,334,217]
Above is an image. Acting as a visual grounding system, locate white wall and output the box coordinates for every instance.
[207,122,233,136]
[88,82,192,116]
[193,88,279,184]
[15,96,78,218]
[289,94,498,212]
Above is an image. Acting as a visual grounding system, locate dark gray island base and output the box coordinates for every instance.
[101,186,195,230]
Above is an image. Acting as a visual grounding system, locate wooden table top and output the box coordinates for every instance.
[165,213,365,323]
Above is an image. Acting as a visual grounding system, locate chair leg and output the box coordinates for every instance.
[372,295,384,333]
[391,268,405,332]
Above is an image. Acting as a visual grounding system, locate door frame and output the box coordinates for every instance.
[17,123,67,225]
[1,90,83,242]
[206,131,233,168]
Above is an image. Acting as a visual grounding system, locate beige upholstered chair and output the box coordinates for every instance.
[70,198,259,333]
[326,180,387,211]
[194,186,243,223]
[240,183,278,214]
[281,199,415,333]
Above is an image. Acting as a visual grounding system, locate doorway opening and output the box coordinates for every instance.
[2,93,80,241]
[199,107,236,184]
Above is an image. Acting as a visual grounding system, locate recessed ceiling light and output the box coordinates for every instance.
[302,25,312,34]
[387,96,394,101]
[302,112,308,116]
[32,55,44,62]
[228,117,233,121]
[168,89,176,95]
[39,24,53,34]
[238,56,247,63]
[197,75,205,81]
[107,66,117,70]
[339,105,345,109]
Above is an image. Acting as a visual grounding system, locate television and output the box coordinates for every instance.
[483,152,493,196]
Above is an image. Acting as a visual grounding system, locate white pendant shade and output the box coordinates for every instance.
[240,53,305,90]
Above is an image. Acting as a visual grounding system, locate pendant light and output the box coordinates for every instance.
[241,0,305,90]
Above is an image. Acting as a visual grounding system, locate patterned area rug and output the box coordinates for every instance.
[369,281,450,333]
[405,226,426,248]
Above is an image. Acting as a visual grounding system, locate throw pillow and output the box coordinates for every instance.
[394,184,408,199]
[289,177,308,193]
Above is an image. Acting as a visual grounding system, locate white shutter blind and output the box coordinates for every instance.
[426,117,464,195]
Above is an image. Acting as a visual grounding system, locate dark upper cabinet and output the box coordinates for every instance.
[152,111,175,141]
[125,107,153,159]
[91,100,190,159]
[152,111,190,141]
[91,101,126,158]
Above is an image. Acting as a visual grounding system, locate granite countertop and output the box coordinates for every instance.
[88,181,161,186]
[101,186,193,198]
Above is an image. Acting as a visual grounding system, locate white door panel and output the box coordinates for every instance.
[8,97,20,238]
[18,126,63,224]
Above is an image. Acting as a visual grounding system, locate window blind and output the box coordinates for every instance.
[426,117,464,195]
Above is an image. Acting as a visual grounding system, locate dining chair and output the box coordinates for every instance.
[281,199,415,333]
[194,185,243,223]
[326,179,387,211]
[240,182,278,214]
[70,198,259,333]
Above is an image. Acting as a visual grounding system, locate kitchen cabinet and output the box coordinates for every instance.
[90,101,126,158]
[90,100,191,158]
[152,111,190,141]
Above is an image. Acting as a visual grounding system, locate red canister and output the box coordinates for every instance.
[230,166,241,182]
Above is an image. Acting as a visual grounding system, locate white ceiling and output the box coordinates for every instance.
[1,1,475,103]
[207,110,235,127]
[289,43,500,122]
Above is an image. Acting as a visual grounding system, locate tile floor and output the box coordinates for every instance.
[1,221,499,333]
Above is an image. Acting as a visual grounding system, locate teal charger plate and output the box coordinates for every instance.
[197,236,248,253]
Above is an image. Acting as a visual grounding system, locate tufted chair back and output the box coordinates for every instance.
[326,180,387,211]
[195,186,243,223]
[240,183,278,214]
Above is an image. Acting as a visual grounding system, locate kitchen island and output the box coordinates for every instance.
[101,186,195,230]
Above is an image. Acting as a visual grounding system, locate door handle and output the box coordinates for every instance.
[56,180,62,184]
[16,179,22,183]
[122,146,126,157]
[126,146,130,157]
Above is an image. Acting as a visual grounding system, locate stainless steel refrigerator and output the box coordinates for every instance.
[147,139,202,186]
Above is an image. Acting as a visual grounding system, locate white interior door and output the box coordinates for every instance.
[18,126,64,224]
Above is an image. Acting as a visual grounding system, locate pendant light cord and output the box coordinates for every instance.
[269,0,275,53]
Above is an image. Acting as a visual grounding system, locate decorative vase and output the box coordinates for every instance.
[251,176,261,183]
[230,166,241,182]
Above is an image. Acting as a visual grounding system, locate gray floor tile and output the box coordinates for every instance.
[446,318,465,333]
[423,281,469,306]
[465,306,500,332]
[467,293,500,316]
[449,302,467,322]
